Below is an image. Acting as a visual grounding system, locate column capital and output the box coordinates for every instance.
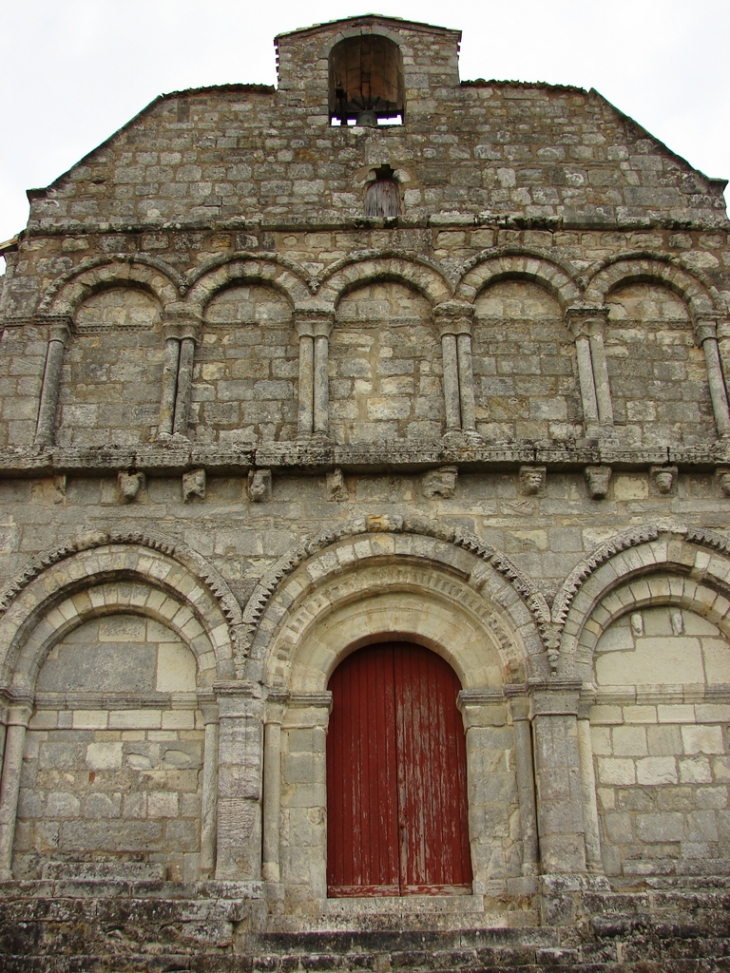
[294,303,335,338]
[162,320,201,343]
[527,679,583,716]
[696,317,718,343]
[433,300,475,337]
[565,304,609,338]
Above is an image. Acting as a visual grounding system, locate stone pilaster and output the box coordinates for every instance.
[294,306,334,438]
[434,301,478,437]
[566,306,613,436]
[697,318,730,437]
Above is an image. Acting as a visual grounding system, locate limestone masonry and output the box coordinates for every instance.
[0,14,729,972]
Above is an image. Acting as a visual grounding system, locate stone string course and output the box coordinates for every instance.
[1,13,730,972]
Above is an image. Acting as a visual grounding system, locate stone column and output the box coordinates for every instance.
[158,330,181,438]
[214,685,264,882]
[199,701,219,879]
[697,319,730,437]
[506,690,539,883]
[0,703,32,880]
[262,692,288,884]
[577,692,603,875]
[294,308,334,439]
[34,321,71,446]
[434,302,477,437]
[566,307,613,436]
[716,320,730,398]
[529,681,587,876]
[158,316,200,440]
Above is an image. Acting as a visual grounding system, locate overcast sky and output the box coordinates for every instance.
[1,0,728,258]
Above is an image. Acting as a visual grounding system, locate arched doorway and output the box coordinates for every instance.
[326,641,472,896]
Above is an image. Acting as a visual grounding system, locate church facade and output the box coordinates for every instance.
[0,15,729,971]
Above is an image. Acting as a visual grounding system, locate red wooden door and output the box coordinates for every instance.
[327,642,472,896]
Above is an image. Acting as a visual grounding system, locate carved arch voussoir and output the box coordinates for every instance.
[456,248,580,309]
[39,255,184,316]
[0,529,241,686]
[584,252,720,321]
[316,252,454,307]
[241,514,551,676]
[555,523,730,661]
[185,252,315,312]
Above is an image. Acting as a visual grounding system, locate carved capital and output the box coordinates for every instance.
[716,466,730,497]
[162,320,201,344]
[433,301,475,337]
[48,322,72,344]
[294,303,335,339]
[696,318,718,344]
[565,305,609,339]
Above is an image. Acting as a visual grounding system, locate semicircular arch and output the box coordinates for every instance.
[186,255,313,315]
[456,249,580,309]
[584,253,719,321]
[556,525,730,680]
[0,536,240,692]
[317,253,453,307]
[242,518,550,690]
[39,255,183,316]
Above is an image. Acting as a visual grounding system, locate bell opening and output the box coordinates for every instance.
[329,35,405,126]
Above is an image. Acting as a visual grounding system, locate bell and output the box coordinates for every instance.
[355,109,378,128]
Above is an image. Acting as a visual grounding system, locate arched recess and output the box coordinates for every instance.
[554,526,730,881]
[39,256,182,317]
[246,521,548,905]
[584,254,719,323]
[456,250,580,309]
[317,254,453,308]
[185,255,312,315]
[330,279,442,443]
[584,256,724,443]
[0,537,239,882]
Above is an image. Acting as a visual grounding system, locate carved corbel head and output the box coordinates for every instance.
[584,465,612,500]
[182,468,206,502]
[650,465,677,495]
[118,471,145,503]
[248,469,272,503]
[326,468,349,502]
[518,465,546,496]
[422,465,458,500]
[717,466,730,497]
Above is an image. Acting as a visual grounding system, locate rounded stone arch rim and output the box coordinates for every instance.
[0,529,241,682]
[241,515,551,668]
[555,524,730,658]
[456,247,580,310]
[583,251,722,321]
[38,254,184,316]
[10,578,219,697]
[185,252,315,314]
[316,252,454,307]
[317,24,409,60]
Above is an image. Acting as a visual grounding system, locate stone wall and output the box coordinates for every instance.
[0,12,729,971]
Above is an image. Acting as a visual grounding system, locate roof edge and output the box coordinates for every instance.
[275,13,461,43]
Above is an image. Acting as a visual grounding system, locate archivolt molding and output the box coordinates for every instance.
[9,578,219,697]
[574,573,730,680]
[0,529,241,686]
[316,251,454,306]
[456,248,580,309]
[185,252,315,311]
[241,514,551,673]
[38,255,183,316]
[555,524,730,675]
[583,251,721,321]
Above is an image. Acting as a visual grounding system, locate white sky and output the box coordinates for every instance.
[1,0,729,257]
